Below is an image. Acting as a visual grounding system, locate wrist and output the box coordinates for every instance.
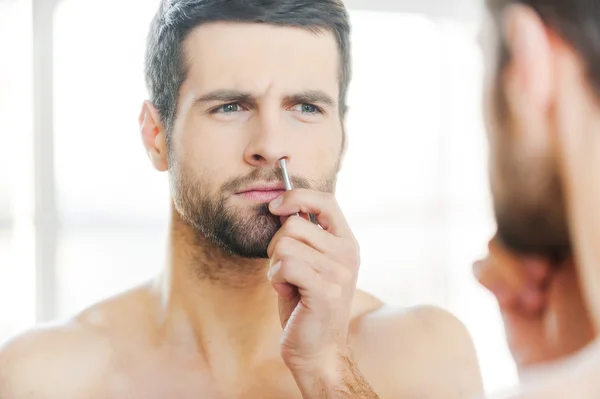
[287,349,349,397]
[288,347,377,399]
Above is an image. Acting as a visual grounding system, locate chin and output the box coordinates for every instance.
[216,206,281,259]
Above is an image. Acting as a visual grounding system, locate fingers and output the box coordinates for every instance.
[269,235,348,282]
[269,189,351,237]
[268,265,301,329]
[268,257,320,291]
[267,216,342,261]
[275,284,300,329]
[267,189,360,333]
[268,251,349,312]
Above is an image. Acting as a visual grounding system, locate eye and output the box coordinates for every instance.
[211,103,246,114]
[292,103,323,114]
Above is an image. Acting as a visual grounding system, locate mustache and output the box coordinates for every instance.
[221,167,312,194]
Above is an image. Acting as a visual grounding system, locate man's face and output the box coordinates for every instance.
[169,23,343,258]
[481,11,571,257]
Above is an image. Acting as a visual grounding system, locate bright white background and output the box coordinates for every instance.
[0,0,517,394]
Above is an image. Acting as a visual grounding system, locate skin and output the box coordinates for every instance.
[475,4,600,398]
[0,23,483,399]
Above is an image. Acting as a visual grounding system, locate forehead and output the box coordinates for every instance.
[182,22,340,98]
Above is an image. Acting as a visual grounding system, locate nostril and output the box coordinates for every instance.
[252,154,263,162]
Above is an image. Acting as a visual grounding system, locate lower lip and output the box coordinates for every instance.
[236,190,285,202]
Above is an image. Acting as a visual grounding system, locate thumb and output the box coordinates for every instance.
[268,261,301,329]
[272,282,300,329]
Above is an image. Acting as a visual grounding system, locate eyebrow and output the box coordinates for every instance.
[193,89,336,108]
[193,90,255,106]
[284,90,336,108]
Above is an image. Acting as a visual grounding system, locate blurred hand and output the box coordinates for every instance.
[474,236,596,375]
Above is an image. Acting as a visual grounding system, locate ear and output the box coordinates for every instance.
[502,5,553,124]
[139,101,168,172]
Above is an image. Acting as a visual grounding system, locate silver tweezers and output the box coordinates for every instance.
[279,158,300,218]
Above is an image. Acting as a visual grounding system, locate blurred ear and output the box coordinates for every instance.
[139,101,168,172]
[502,4,554,140]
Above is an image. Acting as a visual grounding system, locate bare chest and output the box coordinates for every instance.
[92,363,304,399]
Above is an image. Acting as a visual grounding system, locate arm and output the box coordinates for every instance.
[292,305,484,399]
[267,190,381,399]
[291,348,379,399]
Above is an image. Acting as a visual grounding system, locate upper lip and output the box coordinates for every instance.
[236,182,286,194]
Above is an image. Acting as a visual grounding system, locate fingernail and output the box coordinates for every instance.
[270,196,283,209]
[268,261,281,280]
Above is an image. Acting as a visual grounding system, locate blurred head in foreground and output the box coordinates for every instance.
[483,0,600,259]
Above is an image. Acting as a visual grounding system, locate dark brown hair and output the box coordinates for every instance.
[145,0,351,138]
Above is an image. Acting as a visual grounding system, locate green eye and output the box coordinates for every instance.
[293,103,322,114]
[301,104,318,113]
[220,103,242,113]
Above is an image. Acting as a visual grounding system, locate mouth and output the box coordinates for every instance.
[235,183,286,203]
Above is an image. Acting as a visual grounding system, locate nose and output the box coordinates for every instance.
[243,108,291,168]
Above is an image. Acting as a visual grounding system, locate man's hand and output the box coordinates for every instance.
[267,189,378,398]
[474,236,595,375]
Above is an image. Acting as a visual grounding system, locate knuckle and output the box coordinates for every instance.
[273,236,296,258]
[278,259,294,276]
[283,216,302,236]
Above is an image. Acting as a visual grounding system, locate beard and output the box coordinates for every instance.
[489,82,572,259]
[170,160,336,259]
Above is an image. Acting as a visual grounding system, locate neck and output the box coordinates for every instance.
[153,206,282,367]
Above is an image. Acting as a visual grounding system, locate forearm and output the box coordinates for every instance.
[292,353,379,399]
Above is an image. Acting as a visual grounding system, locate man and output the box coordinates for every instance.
[0,1,484,398]
[474,0,600,397]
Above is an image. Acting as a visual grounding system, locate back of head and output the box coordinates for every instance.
[482,0,600,256]
[487,0,600,95]
[144,0,351,136]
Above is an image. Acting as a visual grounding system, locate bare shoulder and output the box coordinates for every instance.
[0,319,112,398]
[0,285,151,399]
[350,290,473,345]
[350,291,484,399]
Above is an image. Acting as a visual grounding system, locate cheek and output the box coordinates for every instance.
[171,137,234,196]
[304,126,343,168]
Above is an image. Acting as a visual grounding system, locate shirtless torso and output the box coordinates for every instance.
[0,286,482,399]
[0,3,485,396]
